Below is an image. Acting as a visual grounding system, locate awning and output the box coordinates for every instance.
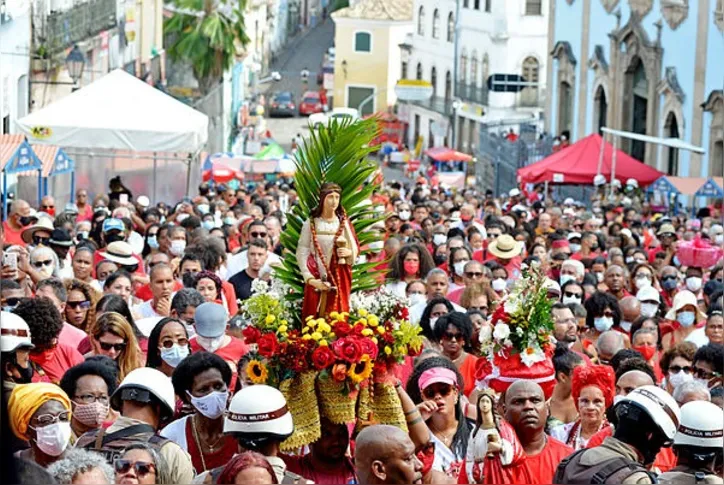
[647,176,715,196]
[0,134,42,174]
[425,146,473,162]
[695,177,724,198]
[16,145,74,177]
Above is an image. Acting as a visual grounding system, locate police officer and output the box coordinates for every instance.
[554,386,681,484]
[75,367,194,484]
[659,401,723,484]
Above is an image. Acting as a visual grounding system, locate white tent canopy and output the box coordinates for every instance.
[17,69,208,153]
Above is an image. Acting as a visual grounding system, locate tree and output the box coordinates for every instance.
[164,0,250,94]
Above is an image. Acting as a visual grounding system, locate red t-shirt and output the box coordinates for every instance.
[511,437,574,484]
[2,221,26,247]
[459,354,478,398]
[76,204,94,223]
[282,454,357,485]
[29,343,84,383]
[135,280,184,301]
[586,425,676,472]
[190,336,249,390]
[447,286,464,305]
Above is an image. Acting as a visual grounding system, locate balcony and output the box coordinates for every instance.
[409,96,455,116]
[456,82,488,106]
[39,0,117,55]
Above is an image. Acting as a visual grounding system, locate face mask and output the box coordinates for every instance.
[668,370,693,389]
[197,335,225,353]
[695,378,712,390]
[685,276,702,292]
[595,272,604,283]
[625,256,634,264]
[198,204,210,215]
[429,317,438,329]
[620,320,633,333]
[201,220,215,231]
[594,316,614,332]
[147,235,159,249]
[559,274,575,287]
[77,231,89,241]
[105,233,125,244]
[569,243,581,253]
[433,234,447,246]
[492,278,507,292]
[716,234,724,245]
[187,390,229,419]
[18,216,34,226]
[73,401,110,428]
[633,344,656,361]
[37,264,54,278]
[461,213,472,222]
[638,303,658,319]
[453,261,467,277]
[403,260,420,275]
[662,278,678,291]
[223,217,237,226]
[32,421,71,456]
[409,293,426,306]
[369,241,384,251]
[182,271,198,288]
[562,295,581,306]
[590,243,599,251]
[398,210,411,221]
[434,254,447,266]
[676,311,696,327]
[177,213,189,223]
[170,240,187,256]
[160,344,190,368]
[635,276,652,289]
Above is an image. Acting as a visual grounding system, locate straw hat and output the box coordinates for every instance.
[21,217,54,244]
[488,234,522,259]
[657,223,676,237]
[664,290,707,322]
[100,241,138,266]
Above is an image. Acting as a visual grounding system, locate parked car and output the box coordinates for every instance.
[328,107,360,123]
[299,91,325,116]
[308,113,328,130]
[269,91,296,117]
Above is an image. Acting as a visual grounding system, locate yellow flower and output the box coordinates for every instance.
[358,309,368,317]
[397,345,408,355]
[368,316,379,327]
[246,360,268,384]
[316,318,326,327]
[329,311,340,320]
[306,315,315,322]
[302,334,312,340]
[347,355,374,384]
[319,339,328,347]
[311,332,323,341]
[265,314,276,324]
[377,326,386,334]
[319,323,332,334]
[384,346,392,355]
[307,319,317,328]
[277,325,288,334]
[361,328,374,337]
[280,320,288,326]
[357,318,368,327]
[371,337,378,344]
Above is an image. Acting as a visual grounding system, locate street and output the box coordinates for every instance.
[263,20,334,152]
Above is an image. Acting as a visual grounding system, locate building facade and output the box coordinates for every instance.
[405,0,549,152]
[0,0,32,134]
[546,0,724,178]
[331,0,413,116]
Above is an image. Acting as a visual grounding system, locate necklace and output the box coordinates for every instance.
[431,423,456,448]
[191,414,224,471]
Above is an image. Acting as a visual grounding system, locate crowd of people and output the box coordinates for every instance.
[1,174,723,484]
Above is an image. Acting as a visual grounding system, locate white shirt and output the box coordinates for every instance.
[225,250,281,281]
[160,415,190,452]
[133,300,162,319]
[685,327,709,347]
[136,316,164,337]
[409,299,466,325]
[384,280,408,298]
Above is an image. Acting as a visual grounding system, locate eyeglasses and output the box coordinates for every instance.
[422,384,454,400]
[669,365,692,374]
[442,332,462,342]
[67,300,91,310]
[159,338,189,349]
[488,233,501,239]
[31,259,53,268]
[3,297,21,308]
[563,291,582,298]
[578,397,606,409]
[33,237,51,246]
[32,410,71,427]
[692,366,721,380]
[74,394,110,405]
[635,274,652,280]
[465,271,484,278]
[98,341,127,352]
[250,232,267,238]
[41,205,55,210]
[661,275,677,282]
[114,460,157,477]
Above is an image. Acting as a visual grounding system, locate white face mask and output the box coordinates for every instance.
[685,276,702,292]
[562,295,581,306]
[569,243,581,253]
[170,239,187,256]
[668,370,693,389]
[559,274,576,287]
[715,234,724,245]
[32,421,72,456]
[594,316,614,332]
[197,204,210,215]
[433,234,447,246]
[595,272,604,283]
[429,317,439,329]
[635,277,652,289]
[695,378,711,389]
[619,320,632,333]
[196,335,225,353]
[160,344,190,368]
[398,210,411,221]
[409,293,426,306]
[369,241,384,251]
[492,278,507,292]
[454,261,467,277]
[640,302,659,318]
[187,390,229,419]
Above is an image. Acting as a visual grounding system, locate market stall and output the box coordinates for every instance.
[0,134,43,217]
[16,145,76,202]
[424,147,473,189]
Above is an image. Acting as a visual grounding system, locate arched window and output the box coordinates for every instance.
[416,62,423,80]
[417,7,425,36]
[482,53,490,85]
[664,112,680,175]
[445,70,452,101]
[470,51,479,87]
[521,56,539,106]
[623,57,648,161]
[431,67,437,96]
[354,32,372,53]
[460,49,468,85]
[594,85,608,135]
[447,13,455,43]
[432,9,440,39]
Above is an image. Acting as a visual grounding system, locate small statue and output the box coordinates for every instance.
[466,391,514,484]
[296,182,358,319]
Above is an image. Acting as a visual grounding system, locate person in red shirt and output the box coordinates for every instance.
[74,189,94,222]
[503,380,574,484]
[14,297,84,383]
[485,234,523,281]
[604,265,631,301]
[2,199,34,247]
[135,252,183,301]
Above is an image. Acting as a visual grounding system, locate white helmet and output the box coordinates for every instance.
[611,178,622,188]
[674,401,724,448]
[508,188,521,198]
[0,312,34,352]
[626,178,639,189]
[224,385,293,439]
[618,385,681,441]
[111,367,175,419]
[594,174,606,186]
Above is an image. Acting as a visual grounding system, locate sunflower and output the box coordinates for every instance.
[246,359,269,384]
[347,355,374,384]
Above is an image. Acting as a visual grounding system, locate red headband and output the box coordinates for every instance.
[551,240,570,249]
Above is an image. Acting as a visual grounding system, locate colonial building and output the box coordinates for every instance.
[331,0,413,115]
[0,0,31,134]
[405,0,549,152]
[545,0,724,178]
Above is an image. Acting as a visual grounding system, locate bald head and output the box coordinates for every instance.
[619,296,641,323]
[596,330,625,363]
[616,370,654,396]
[355,425,422,485]
[504,380,547,438]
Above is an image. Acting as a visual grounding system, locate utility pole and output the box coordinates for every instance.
[451,0,461,149]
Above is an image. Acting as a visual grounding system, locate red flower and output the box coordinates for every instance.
[311,346,336,370]
[332,363,348,382]
[242,326,262,344]
[358,338,379,360]
[333,321,353,337]
[352,324,365,336]
[491,305,509,325]
[332,337,363,363]
[257,333,278,358]
[382,332,395,344]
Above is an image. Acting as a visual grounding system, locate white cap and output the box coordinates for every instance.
[611,178,622,187]
[224,385,294,438]
[626,178,639,188]
[136,195,150,208]
[621,385,681,441]
[509,188,521,197]
[567,232,582,241]
[0,312,34,352]
[636,286,661,303]
[564,197,575,206]
[594,174,606,186]
[674,401,724,448]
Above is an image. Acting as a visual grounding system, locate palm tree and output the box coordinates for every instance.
[274,118,385,316]
[164,0,250,94]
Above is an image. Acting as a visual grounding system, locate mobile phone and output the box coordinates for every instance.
[3,252,17,270]
[119,194,129,205]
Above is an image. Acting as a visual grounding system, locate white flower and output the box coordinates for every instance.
[479,325,492,344]
[503,298,520,314]
[515,326,524,336]
[493,323,511,342]
[520,346,546,367]
[251,278,270,295]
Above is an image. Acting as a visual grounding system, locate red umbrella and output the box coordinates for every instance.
[425,146,473,162]
[202,165,244,183]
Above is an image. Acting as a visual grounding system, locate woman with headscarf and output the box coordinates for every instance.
[550,365,615,450]
[8,382,73,467]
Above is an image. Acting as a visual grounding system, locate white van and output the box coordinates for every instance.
[328,107,360,122]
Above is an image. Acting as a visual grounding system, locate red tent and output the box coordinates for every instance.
[517,133,663,185]
[425,146,473,162]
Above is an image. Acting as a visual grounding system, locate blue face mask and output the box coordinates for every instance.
[594,316,614,333]
[202,220,215,231]
[662,278,678,291]
[147,235,159,249]
[676,311,696,328]
[159,344,190,368]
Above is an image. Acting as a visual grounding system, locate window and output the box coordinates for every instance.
[416,62,423,80]
[525,0,542,15]
[664,112,680,176]
[594,85,608,135]
[432,9,440,39]
[401,61,408,79]
[558,81,573,136]
[470,52,479,87]
[521,56,539,106]
[417,7,425,35]
[447,13,455,42]
[347,86,375,116]
[463,0,469,7]
[703,91,723,177]
[482,53,490,85]
[485,0,491,12]
[445,71,452,101]
[460,50,468,85]
[354,32,372,52]
[474,0,480,9]
[431,67,437,95]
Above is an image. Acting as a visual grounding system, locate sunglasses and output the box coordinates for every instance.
[669,365,692,374]
[67,300,91,310]
[159,338,188,349]
[32,259,53,268]
[563,291,582,298]
[662,275,677,281]
[33,237,51,245]
[250,231,268,238]
[465,271,484,278]
[42,205,55,209]
[693,366,720,380]
[98,341,127,352]
[114,460,156,477]
[422,384,454,400]
[442,332,462,342]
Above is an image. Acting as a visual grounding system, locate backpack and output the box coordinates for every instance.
[553,448,658,484]
[75,423,171,465]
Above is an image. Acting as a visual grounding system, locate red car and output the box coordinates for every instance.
[299,91,324,115]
